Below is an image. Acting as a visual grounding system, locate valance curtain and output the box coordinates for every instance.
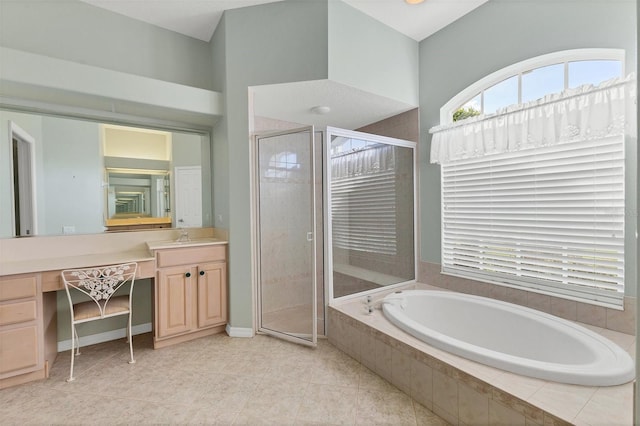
[331,143,396,178]
[430,73,636,164]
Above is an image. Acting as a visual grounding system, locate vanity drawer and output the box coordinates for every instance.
[0,276,38,302]
[156,245,226,268]
[0,301,38,326]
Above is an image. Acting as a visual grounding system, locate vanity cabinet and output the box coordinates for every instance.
[154,244,227,348]
[0,274,44,388]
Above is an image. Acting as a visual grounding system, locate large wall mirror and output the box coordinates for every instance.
[0,109,212,238]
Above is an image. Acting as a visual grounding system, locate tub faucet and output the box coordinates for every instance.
[380,296,407,310]
[362,293,406,314]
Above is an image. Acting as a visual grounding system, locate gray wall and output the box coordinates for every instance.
[327,0,419,106]
[0,0,213,89]
[41,117,104,236]
[0,112,104,237]
[172,131,213,227]
[419,0,637,294]
[212,0,420,330]
[212,0,330,329]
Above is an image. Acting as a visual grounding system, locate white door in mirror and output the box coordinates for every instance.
[175,166,203,228]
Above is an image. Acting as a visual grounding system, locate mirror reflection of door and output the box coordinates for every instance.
[9,121,36,237]
[174,166,202,228]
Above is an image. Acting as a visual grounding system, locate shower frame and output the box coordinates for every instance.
[324,126,419,304]
[251,125,418,345]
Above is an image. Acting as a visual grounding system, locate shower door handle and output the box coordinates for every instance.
[306,232,313,242]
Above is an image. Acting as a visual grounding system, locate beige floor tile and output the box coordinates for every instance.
[161,404,240,425]
[358,366,399,393]
[309,356,362,387]
[356,387,417,425]
[1,332,449,426]
[414,401,450,426]
[296,383,358,425]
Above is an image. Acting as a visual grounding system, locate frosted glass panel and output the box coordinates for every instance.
[257,128,317,344]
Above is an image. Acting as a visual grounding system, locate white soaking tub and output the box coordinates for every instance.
[381,290,634,386]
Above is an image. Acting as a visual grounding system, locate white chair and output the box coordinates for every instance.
[61,262,138,382]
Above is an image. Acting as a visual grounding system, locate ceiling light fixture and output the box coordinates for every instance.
[405,0,425,4]
[310,106,331,115]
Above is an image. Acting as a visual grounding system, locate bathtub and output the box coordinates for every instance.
[381,290,635,386]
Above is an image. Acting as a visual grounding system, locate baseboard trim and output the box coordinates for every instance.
[225,324,254,338]
[57,323,153,352]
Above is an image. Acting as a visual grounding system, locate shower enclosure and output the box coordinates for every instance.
[254,125,415,345]
[255,127,322,346]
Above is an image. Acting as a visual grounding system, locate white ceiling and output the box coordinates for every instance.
[80,0,488,42]
[251,79,416,130]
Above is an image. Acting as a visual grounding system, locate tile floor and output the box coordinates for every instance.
[0,333,449,425]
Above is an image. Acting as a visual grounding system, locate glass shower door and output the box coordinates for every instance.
[256,127,317,346]
[326,127,416,301]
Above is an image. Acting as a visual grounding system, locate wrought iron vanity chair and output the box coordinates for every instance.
[61,262,138,382]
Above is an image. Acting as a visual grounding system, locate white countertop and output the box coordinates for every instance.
[0,250,155,276]
[146,237,228,251]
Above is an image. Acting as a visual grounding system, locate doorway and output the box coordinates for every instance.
[9,121,37,237]
[254,127,323,346]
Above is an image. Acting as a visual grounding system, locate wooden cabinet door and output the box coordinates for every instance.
[196,262,227,329]
[0,325,39,377]
[157,266,195,338]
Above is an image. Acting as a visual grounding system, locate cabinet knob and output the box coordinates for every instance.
[185,272,191,278]
[199,270,205,276]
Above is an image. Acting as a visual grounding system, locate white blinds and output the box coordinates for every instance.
[331,145,397,255]
[441,135,625,307]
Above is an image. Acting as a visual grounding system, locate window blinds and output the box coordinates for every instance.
[441,135,625,307]
[331,145,398,255]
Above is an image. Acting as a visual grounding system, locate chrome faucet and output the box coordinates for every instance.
[176,228,190,243]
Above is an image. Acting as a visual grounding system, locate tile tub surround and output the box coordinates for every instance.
[328,285,635,425]
[418,261,637,336]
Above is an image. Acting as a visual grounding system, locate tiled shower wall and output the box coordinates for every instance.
[418,261,636,335]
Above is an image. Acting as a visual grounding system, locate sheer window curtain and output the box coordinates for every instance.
[430,73,636,164]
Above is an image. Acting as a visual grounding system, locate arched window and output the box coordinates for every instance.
[441,49,625,124]
[431,49,635,309]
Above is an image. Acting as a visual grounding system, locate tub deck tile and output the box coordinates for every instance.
[328,285,635,426]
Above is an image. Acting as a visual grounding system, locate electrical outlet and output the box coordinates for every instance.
[62,225,75,234]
